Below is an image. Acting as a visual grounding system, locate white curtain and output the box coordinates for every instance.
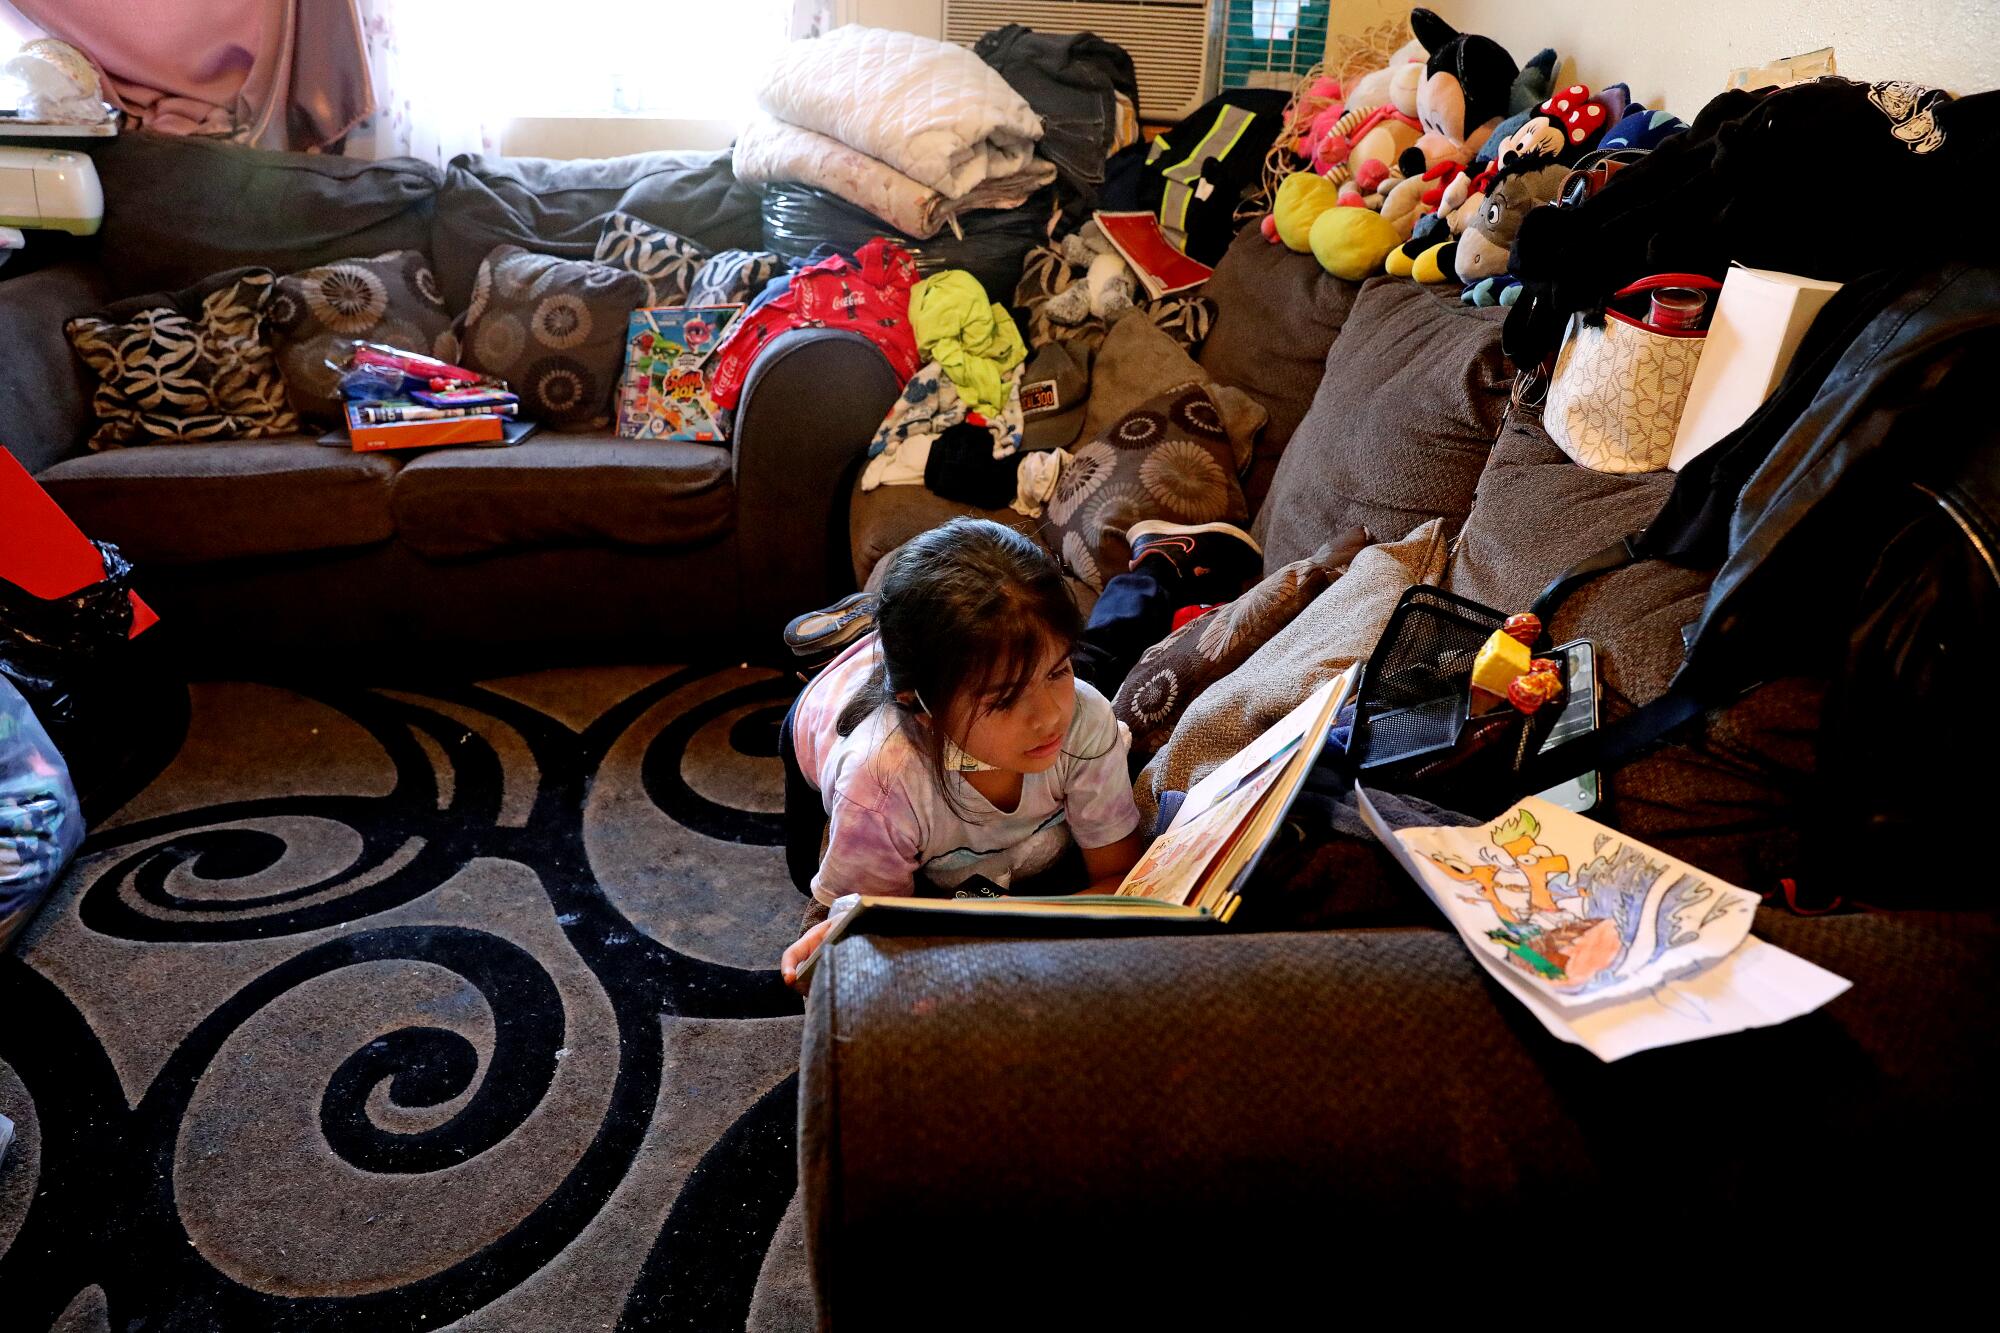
[356,0,507,165]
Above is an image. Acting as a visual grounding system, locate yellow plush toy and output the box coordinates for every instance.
[1310,206,1401,280]
[1273,171,1341,252]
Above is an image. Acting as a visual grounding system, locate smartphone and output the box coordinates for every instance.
[1535,639,1601,813]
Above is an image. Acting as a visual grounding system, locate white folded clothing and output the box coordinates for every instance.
[736,118,1055,240]
[756,26,1042,201]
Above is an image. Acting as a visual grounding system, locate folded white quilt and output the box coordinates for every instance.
[756,26,1043,201]
[736,117,1055,239]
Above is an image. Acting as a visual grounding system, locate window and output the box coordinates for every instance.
[1219,0,1330,92]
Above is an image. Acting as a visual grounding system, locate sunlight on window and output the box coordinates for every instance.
[392,0,791,124]
[1250,0,1302,42]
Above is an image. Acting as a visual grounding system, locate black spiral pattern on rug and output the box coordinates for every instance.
[0,665,806,1330]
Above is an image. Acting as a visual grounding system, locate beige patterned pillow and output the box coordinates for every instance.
[1113,528,1372,757]
[459,245,649,430]
[65,267,300,450]
[267,250,456,422]
[1043,382,1249,592]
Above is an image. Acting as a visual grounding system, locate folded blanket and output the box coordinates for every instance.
[736,117,1055,240]
[757,26,1042,200]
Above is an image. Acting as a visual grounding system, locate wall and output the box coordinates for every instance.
[1330,0,1999,116]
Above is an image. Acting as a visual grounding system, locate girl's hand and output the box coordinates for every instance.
[781,919,835,994]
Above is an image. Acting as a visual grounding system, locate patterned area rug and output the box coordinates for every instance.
[0,665,819,1331]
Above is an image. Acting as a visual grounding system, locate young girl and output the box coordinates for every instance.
[778,518,1145,987]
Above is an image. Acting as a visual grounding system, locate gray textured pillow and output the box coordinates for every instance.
[460,245,649,430]
[1254,278,1510,572]
[1138,519,1448,822]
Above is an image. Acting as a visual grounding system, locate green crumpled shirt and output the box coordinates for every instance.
[908,271,1027,421]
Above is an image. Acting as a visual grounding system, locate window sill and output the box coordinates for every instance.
[499,116,741,157]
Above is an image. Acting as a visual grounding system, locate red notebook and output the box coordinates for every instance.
[1094,211,1216,299]
[0,449,158,636]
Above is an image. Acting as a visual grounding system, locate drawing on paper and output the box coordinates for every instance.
[1420,803,1753,997]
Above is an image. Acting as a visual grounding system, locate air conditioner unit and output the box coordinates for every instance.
[941,0,1216,122]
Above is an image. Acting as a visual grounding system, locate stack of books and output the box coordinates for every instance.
[334,344,529,452]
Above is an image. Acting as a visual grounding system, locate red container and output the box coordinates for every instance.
[1648,286,1709,331]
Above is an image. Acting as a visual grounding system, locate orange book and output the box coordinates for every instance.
[345,404,506,452]
[0,449,157,636]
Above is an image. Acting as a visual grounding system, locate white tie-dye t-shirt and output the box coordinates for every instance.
[793,635,1142,905]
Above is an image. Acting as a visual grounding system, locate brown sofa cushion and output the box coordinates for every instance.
[81,134,440,297]
[35,440,397,563]
[1197,226,1362,512]
[1444,408,1821,892]
[430,152,764,313]
[390,437,732,559]
[849,478,1037,587]
[1254,279,1510,573]
[269,251,457,422]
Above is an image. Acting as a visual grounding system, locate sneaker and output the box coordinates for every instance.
[784,592,877,660]
[1125,520,1262,600]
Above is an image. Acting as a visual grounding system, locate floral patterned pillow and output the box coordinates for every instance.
[267,250,456,422]
[459,245,649,430]
[1112,530,1372,758]
[1042,382,1250,592]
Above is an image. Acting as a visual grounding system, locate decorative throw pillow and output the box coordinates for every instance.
[65,267,300,450]
[458,244,649,430]
[594,211,709,306]
[267,250,455,421]
[686,248,784,307]
[1113,528,1372,757]
[1043,382,1250,592]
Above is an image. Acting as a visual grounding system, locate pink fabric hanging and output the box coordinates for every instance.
[3,0,373,151]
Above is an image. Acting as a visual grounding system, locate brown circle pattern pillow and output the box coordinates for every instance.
[459,245,650,430]
[1044,382,1249,592]
[1112,529,1372,757]
[268,250,455,422]
[65,267,301,450]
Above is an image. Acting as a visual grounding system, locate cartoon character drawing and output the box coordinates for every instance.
[1425,807,1620,988]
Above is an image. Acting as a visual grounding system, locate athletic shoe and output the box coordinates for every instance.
[784,591,877,660]
[1125,520,1262,601]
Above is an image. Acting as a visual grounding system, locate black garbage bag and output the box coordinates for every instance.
[0,539,136,734]
[762,183,1051,305]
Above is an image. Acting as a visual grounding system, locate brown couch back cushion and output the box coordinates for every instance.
[1197,226,1360,511]
[430,152,765,313]
[1254,278,1510,571]
[82,135,440,297]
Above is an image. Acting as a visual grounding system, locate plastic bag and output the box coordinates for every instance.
[0,539,135,735]
[762,183,1051,305]
[1,674,86,952]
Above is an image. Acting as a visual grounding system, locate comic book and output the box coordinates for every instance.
[794,672,1351,983]
[1359,791,1850,1059]
[614,305,744,443]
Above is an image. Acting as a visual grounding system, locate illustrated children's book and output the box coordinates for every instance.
[615,305,744,443]
[794,672,1353,984]
[1359,790,1850,1060]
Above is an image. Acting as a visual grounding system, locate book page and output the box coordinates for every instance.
[1119,759,1285,905]
[1172,674,1344,832]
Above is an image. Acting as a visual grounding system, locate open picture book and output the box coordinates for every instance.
[795,671,1353,981]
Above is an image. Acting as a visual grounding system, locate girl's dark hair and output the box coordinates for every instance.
[837,518,1082,812]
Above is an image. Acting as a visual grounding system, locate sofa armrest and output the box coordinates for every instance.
[0,263,107,476]
[731,328,901,648]
[801,914,1998,1321]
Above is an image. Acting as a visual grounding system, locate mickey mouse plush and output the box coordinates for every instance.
[1403,7,1521,175]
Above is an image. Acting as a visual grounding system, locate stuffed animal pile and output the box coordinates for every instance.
[1258,6,1688,303]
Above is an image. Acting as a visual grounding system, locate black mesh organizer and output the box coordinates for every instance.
[1346,586,1515,776]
